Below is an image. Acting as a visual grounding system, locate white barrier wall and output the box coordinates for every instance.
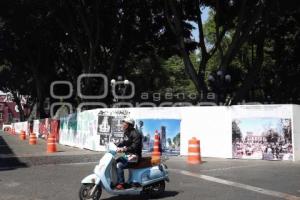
[33,120,40,135]
[59,113,80,148]
[127,107,181,119]
[59,107,181,151]
[292,105,300,161]
[13,121,28,135]
[2,124,12,130]
[180,106,232,158]
[54,104,299,161]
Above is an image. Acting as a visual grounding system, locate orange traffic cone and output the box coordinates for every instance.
[47,134,57,153]
[19,130,26,140]
[151,130,161,164]
[29,133,37,145]
[187,137,201,164]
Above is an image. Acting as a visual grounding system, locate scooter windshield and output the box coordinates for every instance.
[107,142,117,153]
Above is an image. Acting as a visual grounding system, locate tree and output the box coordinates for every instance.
[1,0,299,112]
[49,0,185,106]
[164,0,266,103]
[1,0,186,113]
[0,65,30,121]
[224,0,300,104]
[258,1,300,103]
[0,0,63,118]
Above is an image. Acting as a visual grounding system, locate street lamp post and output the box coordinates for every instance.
[208,70,231,105]
[110,76,129,107]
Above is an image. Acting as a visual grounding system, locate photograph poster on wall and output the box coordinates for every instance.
[135,119,181,156]
[232,118,293,161]
[97,110,129,146]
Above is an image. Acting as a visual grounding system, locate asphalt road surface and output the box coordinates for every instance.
[1,131,300,200]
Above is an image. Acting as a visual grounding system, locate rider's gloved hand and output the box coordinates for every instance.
[117,147,127,153]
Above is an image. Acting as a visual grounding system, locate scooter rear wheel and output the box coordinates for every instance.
[79,183,102,200]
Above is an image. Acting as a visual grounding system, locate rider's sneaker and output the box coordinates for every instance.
[115,183,125,190]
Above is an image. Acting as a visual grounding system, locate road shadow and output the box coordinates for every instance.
[0,135,28,171]
[101,191,179,200]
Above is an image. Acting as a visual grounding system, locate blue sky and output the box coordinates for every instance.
[191,7,210,42]
[236,118,284,137]
[136,119,181,139]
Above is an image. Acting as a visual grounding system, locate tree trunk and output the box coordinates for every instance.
[11,91,25,121]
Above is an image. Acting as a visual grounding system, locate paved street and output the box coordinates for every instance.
[1,131,300,200]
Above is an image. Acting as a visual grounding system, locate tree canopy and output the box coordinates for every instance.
[0,0,299,120]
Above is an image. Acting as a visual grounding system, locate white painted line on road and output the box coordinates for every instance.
[199,164,268,172]
[170,168,300,200]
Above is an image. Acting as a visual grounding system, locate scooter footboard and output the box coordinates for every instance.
[81,174,98,184]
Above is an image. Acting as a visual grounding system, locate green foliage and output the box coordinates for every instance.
[0,0,299,115]
[161,54,197,94]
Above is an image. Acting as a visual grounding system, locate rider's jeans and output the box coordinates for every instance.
[116,157,128,184]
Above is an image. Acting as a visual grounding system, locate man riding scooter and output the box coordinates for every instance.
[115,118,142,190]
[79,117,169,199]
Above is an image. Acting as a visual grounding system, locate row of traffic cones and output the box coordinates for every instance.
[19,130,38,145]
[151,130,202,165]
[7,127,200,160]
[6,129,57,153]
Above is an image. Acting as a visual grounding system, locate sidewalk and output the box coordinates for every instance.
[0,131,102,169]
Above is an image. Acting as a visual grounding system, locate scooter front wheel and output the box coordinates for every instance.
[79,183,102,200]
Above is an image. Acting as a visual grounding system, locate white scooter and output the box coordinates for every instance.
[79,142,169,200]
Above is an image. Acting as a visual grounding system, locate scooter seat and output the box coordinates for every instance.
[130,157,159,169]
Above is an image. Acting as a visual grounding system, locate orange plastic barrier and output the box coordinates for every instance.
[29,133,37,145]
[151,130,161,163]
[187,137,201,164]
[47,134,57,153]
[19,130,26,140]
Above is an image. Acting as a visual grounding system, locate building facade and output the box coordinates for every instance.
[0,93,28,128]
